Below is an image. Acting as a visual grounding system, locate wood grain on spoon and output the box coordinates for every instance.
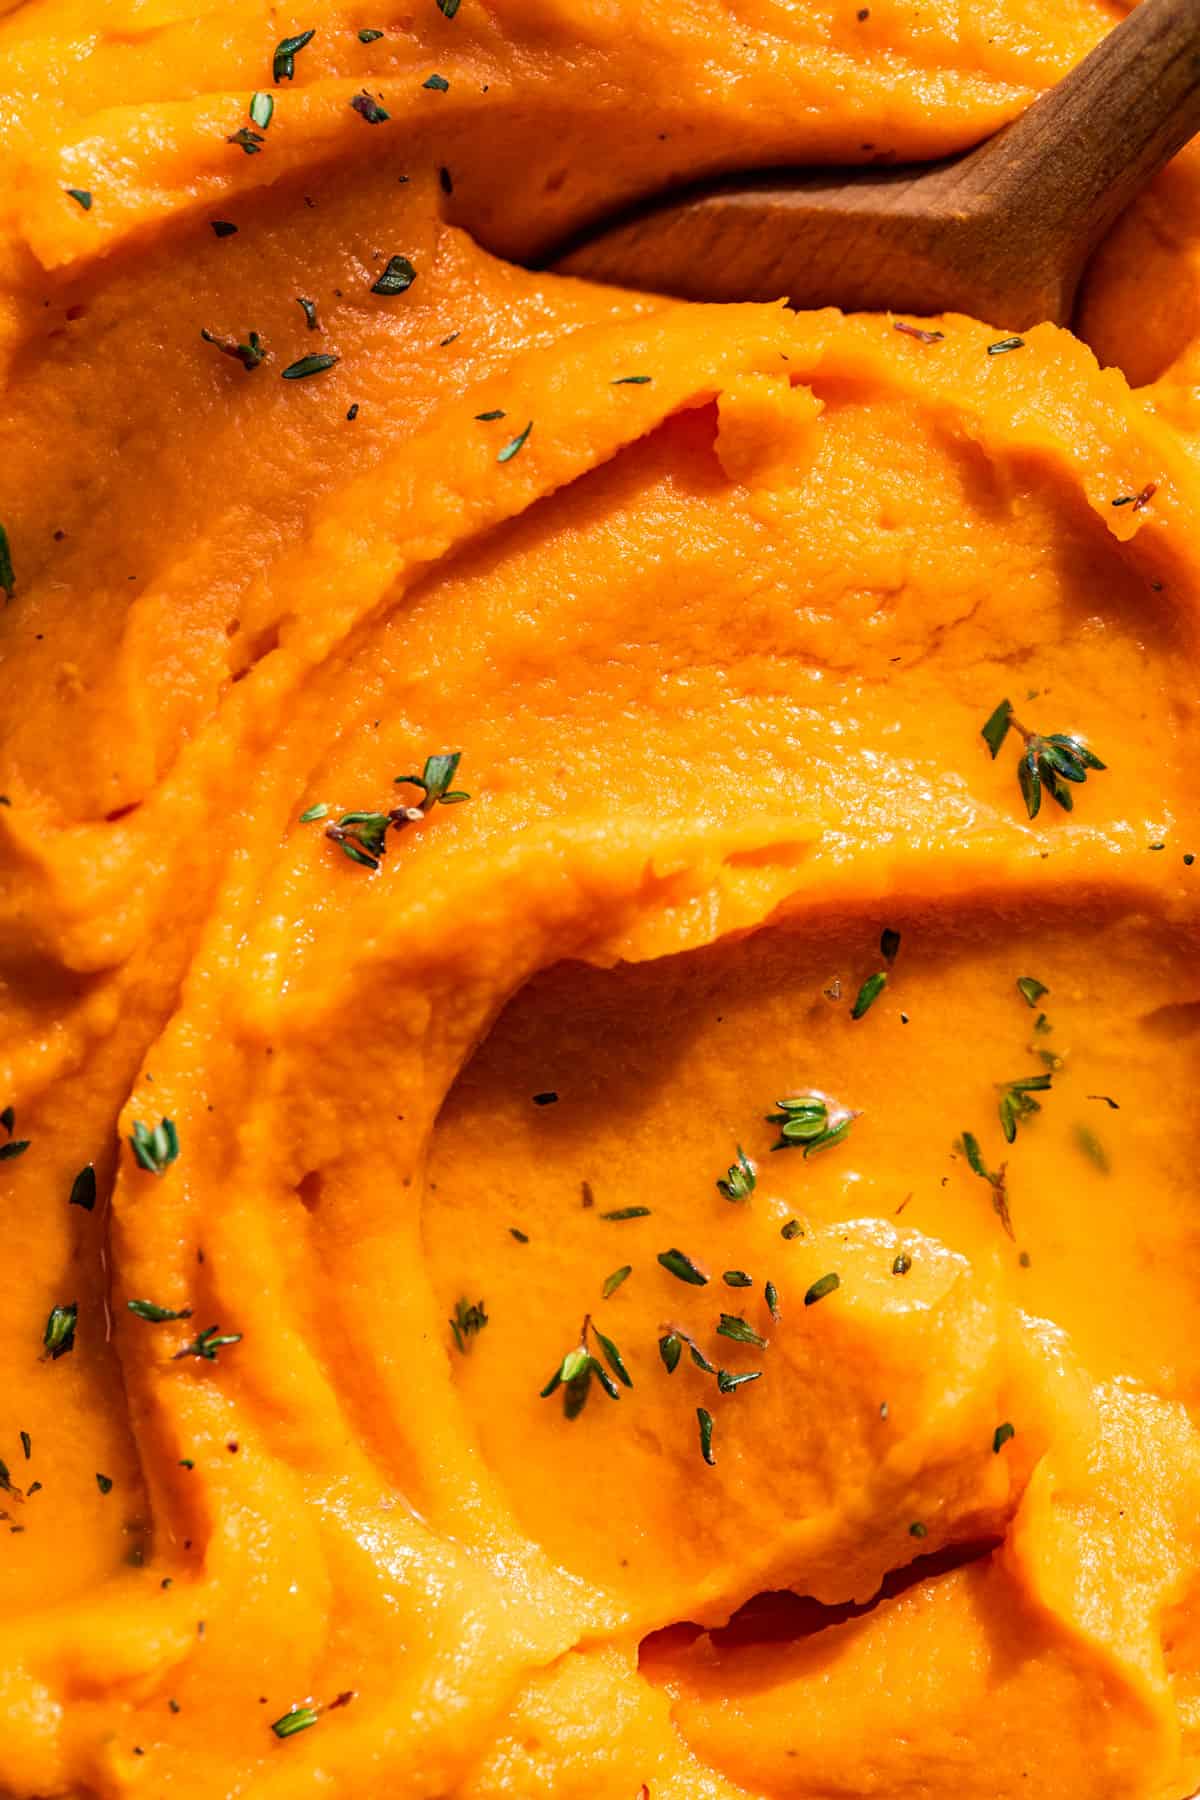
[551,0,1200,330]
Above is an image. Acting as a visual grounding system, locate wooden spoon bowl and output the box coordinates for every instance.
[550,0,1200,331]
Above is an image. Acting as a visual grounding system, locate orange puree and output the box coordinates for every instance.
[3,0,1200,1795]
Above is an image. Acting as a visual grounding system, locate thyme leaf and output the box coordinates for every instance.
[351,91,390,122]
[130,1118,179,1176]
[981,700,1106,820]
[696,1406,715,1465]
[851,971,888,1019]
[42,1302,78,1360]
[716,1313,767,1347]
[281,353,339,380]
[371,255,417,295]
[497,420,532,463]
[716,1145,755,1202]
[273,29,315,82]
[958,1131,1012,1236]
[449,1297,488,1351]
[173,1325,241,1361]
[127,1300,193,1323]
[657,1248,708,1285]
[201,328,266,371]
[804,1272,840,1306]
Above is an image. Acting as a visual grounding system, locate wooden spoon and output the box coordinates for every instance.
[550,0,1200,330]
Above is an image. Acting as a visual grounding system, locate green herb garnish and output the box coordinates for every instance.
[299,803,329,822]
[657,1248,708,1285]
[892,1251,911,1275]
[717,1369,761,1392]
[722,1271,752,1288]
[600,1206,650,1221]
[66,188,93,210]
[497,420,532,463]
[804,1272,840,1306]
[211,220,238,237]
[1,1106,13,1135]
[42,1302,77,1360]
[987,337,1024,355]
[993,1421,1015,1453]
[437,0,461,15]
[765,1280,780,1320]
[96,1472,112,1494]
[658,1327,715,1374]
[282,353,339,380]
[273,29,315,82]
[358,27,384,41]
[173,1325,241,1361]
[0,525,13,600]
[880,927,901,962]
[371,255,417,295]
[272,1706,319,1738]
[767,1093,855,1156]
[19,1432,30,1460]
[0,1138,29,1161]
[959,1131,1012,1236]
[130,1118,179,1176]
[509,1226,529,1242]
[423,72,450,89]
[128,1300,193,1323]
[997,1071,1052,1143]
[1016,976,1048,1008]
[226,127,265,153]
[296,296,319,331]
[851,971,887,1019]
[716,1145,755,1202]
[1074,1123,1110,1172]
[249,92,274,129]
[602,1265,632,1299]
[981,699,1106,820]
[394,751,469,808]
[716,1313,767,1347]
[540,1314,630,1417]
[612,375,652,384]
[910,1520,928,1537]
[780,1218,802,1240]
[475,409,505,421]
[201,327,266,371]
[697,1406,715,1465]
[449,1296,487,1351]
[350,91,390,122]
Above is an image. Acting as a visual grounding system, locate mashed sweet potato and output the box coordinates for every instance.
[2,0,1200,1795]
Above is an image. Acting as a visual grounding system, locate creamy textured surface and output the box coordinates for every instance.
[3,1,1200,1795]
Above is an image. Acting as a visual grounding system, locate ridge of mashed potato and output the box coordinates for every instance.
[2,1,1200,1796]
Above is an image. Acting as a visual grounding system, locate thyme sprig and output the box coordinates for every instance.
[322,755,468,868]
[449,1297,487,1352]
[130,1118,179,1175]
[658,1325,716,1374]
[716,1145,755,1202]
[540,1314,631,1418]
[173,1325,242,1361]
[394,752,469,809]
[997,1071,1052,1143]
[981,700,1106,820]
[271,1690,353,1740]
[201,328,266,371]
[767,1093,856,1155]
[959,1131,1012,1236]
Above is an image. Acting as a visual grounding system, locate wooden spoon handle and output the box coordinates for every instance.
[954,0,1200,275]
[551,0,1200,329]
